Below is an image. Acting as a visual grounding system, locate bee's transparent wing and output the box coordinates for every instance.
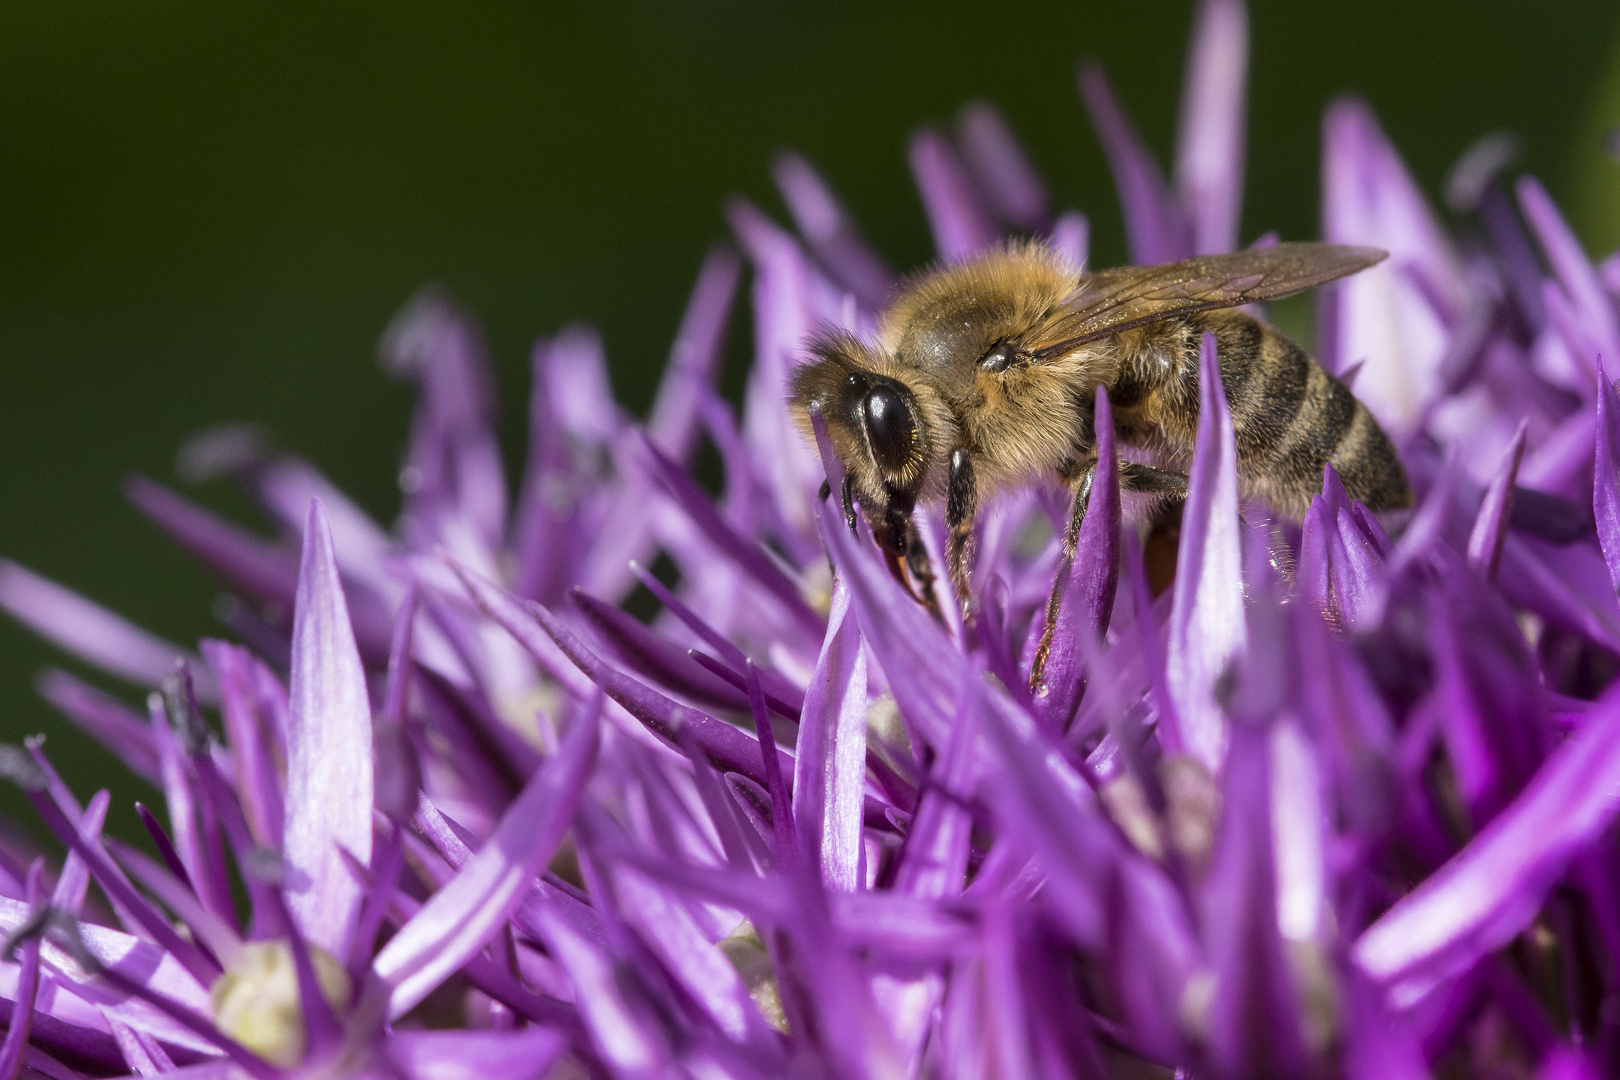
[1034,243,1386,357]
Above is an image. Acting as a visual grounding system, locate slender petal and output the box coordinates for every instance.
[791,582,867,890]
[284,499,373,958]
[1165,333,1244,770]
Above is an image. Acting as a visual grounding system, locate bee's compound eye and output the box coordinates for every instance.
[845,372,870,395]
[860,384,916,475]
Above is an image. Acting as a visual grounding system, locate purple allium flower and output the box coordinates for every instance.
[4,1,1620,1077]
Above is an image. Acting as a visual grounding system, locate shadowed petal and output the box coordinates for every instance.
[374,693,599,1018]
[1354,683,1620,1005]
[773,153,894,311]
[387,1029,567,1080]
[284,499,374,958]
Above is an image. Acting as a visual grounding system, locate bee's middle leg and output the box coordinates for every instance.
[1032,462,1096,688]
[1031,460,1188,687]
[1118,462,1189,500]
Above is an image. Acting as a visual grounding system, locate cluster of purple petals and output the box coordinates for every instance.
[5,0,1620,1076]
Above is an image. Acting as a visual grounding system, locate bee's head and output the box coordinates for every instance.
[789,331,951,548]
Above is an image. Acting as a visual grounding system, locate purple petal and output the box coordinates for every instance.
[1519,176,1620,375]
[815,494,955,754]
[1200,723,1309,1077]
[525,899,671,1074]
[1354,683,1620,1005]
[1596,356,1620,592]
[1320,97,1462,430]
[1035,385,1121,728]
[124,475,300,610]
[648,247,741,466]
[772,153,894,311]
[908,128,999,259]
[892,673,978,901]
[791,582,867,891]
[726,197,837,541]
[1466,420,1528,580]
[1077,62,1190,265]
[639,437,824,637]
[34,670,159,786]
[1174,0,1247,254]
[451,559,795,794]
[1165,333,1244,770]
[0,562,213,702]
[583,249,743,601]
[284,499,374,958]
[150,711,233,925]
[954,101,1052,233]
[0,863,45,1080]
[200,642,283,849]
[607,864,777,1045]
[745,660,797,866]
[107,838,243,967]
[386,1029,567,1080]
[570,589,751,713]
[512,326,615,604]
[373,693,599,1018]
[1049,210,1090,269]
[975,683,1115,950]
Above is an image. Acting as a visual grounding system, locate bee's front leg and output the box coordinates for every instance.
[945,448,977,617]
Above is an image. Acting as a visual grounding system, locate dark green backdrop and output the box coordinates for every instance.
[2,1,1618,843]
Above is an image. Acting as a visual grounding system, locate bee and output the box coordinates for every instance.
[790,240,1410,671]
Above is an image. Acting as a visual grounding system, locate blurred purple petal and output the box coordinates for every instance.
[0,562,213,702]
[1466,420,1527,580]
[1519,176,1620,376]
[791,582,867,890]
[284,499,374,958]
[34,670,159,786]
[386,1028,567,1080]
[955,102,1051,233]
[908,128,999,259]
[773,153,894,311]
[1174,0,1247,255]
[125,475,300,609]
[1078,62,1190,265]
[1320,97,1463,431]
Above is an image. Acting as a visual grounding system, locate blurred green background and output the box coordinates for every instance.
[1,0,1619,845]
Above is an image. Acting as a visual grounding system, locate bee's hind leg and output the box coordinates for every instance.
[1118,462,1189,500]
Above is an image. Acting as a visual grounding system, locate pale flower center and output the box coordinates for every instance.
[210,940,352,1067]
